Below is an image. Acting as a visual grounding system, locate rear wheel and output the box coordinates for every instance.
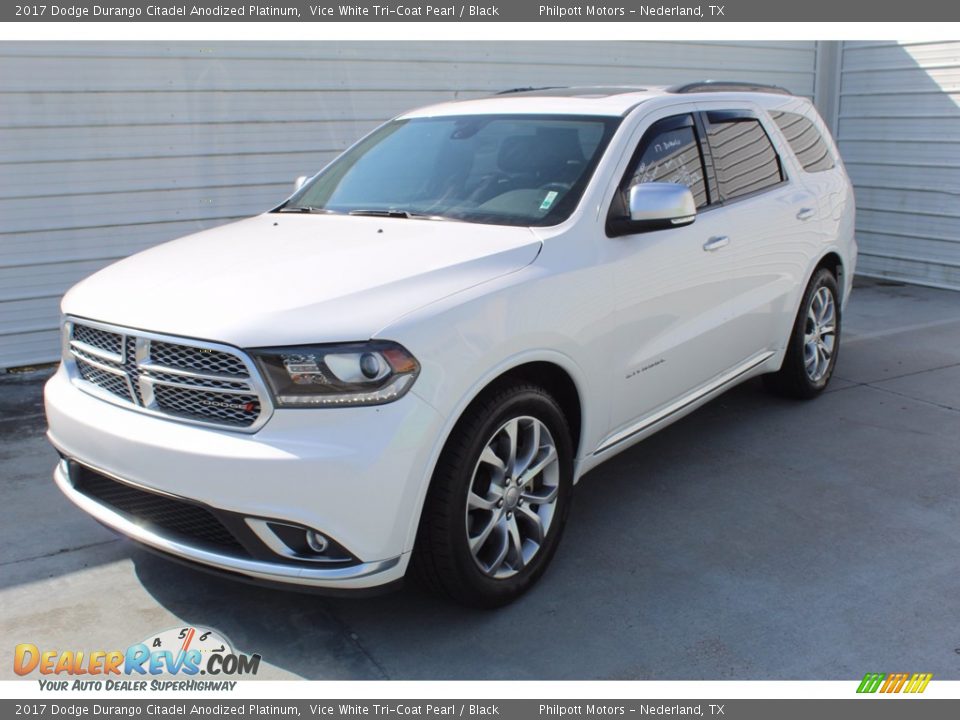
[412,382,573,608]
[764,268,841,399]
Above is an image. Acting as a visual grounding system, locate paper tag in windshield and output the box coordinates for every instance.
[540,191,558,211]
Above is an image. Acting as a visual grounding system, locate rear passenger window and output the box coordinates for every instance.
[705,113,784,201]
[769,110,835,173]
[625,116,709,208]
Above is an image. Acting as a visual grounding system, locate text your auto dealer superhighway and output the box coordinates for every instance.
[43,4,301,17]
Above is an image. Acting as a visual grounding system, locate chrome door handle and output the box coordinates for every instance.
[796,207,816,221]
[703,235,729,252]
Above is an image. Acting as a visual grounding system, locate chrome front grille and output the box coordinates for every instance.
[65,318,272,432]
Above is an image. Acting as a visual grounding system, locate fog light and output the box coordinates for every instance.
[246,519,354,564]
[305,530,329,553]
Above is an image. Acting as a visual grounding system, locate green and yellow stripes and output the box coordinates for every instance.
[857,672,933,694]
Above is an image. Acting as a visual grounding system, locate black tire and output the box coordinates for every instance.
[764,268,841,399]
[412,382,574,608]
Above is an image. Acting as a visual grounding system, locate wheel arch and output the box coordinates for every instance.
[454,360,584,459]
[769,248,848,377]
[402,352,588,555]
[813,250,845,303]
[787,249,846,329]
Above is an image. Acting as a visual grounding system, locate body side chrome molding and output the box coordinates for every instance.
[593,351,776,456]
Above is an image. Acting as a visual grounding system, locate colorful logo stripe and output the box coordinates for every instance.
[857,672,932,694]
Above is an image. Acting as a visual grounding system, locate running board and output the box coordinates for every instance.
[593,351,775,456]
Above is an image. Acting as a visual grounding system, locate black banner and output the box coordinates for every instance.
[4,0,960,22]
[4,700,960,719]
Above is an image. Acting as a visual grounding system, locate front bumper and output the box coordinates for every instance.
[53,459,402,589]
[45,365,445,590]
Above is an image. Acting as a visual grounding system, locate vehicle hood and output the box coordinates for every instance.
[62,214,541,347]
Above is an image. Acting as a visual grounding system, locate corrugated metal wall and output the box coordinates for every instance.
[0,41,820,369]
[837,41,960,290]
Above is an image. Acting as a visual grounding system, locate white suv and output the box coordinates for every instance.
[45,83,855,607]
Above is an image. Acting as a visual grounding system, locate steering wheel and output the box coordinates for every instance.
[468,173,513,204]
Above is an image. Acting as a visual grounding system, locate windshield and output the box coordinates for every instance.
[281,114,621,227]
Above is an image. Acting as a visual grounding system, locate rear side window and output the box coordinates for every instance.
[705,113,784,201]
[625,115,709,208]
[769,110,835,173]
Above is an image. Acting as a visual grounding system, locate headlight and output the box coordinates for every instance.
[250,341,420,408]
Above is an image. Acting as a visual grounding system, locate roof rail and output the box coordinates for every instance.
[495,86,565,95]
[668,80,793,96]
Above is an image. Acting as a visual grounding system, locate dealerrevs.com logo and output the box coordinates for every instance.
[14,627,260,691]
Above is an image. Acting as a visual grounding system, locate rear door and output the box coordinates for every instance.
[767,105,848,296]
[691,103,821,357]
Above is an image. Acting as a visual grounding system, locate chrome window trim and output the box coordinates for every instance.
[63,315,274,434]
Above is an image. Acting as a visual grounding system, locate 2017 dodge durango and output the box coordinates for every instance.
[45,83,856,607]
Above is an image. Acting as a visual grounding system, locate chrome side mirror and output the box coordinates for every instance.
[620,182,697,234]
[293,175,309,192]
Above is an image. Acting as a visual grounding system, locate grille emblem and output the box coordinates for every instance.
[198,399,257,412]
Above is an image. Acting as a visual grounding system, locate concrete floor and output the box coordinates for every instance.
[2,278,959,680]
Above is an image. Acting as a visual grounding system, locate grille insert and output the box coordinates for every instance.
[150,341,248,377]
[71,465,248,556]
[154,385,261,427]
[73,324,123,357]
[144,370,249,390]
[66,320,269,431]
[75,359,130,400]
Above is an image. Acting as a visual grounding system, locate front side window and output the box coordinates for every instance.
[769,110,836,173]
[623,115,709,208]
[283,114,621,227]
[706,113,784,201]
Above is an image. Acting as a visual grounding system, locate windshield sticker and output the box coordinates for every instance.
[540,190,559,211]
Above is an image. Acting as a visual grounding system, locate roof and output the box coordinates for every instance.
[401,86,662,118]
[399,83,798,119]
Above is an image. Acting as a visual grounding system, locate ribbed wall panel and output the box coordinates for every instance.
[0,41,818,368]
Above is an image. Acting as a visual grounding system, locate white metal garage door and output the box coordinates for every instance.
[0,41,817,369]
[837,41,960,290]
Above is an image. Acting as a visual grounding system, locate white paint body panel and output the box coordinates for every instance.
[45,88,856,589]
[62,213,542,346]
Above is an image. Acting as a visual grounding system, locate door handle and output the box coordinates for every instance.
[796,207,816,221]
[703,236,729,252]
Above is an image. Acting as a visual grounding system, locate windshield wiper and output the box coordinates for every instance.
[348,209,415,219]
[275,206,341,215]
[348,209,461,222]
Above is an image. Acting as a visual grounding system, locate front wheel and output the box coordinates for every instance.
[764,268,841,399]
[412,383,574,608]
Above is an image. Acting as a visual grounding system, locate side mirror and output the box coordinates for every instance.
[293,175,309,192]
[612,182,697,235]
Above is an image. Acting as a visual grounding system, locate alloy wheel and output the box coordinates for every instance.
[803,285,837,382]
[465,416,561,579]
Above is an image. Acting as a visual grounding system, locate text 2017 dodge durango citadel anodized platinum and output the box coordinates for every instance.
[45,83,856,607]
